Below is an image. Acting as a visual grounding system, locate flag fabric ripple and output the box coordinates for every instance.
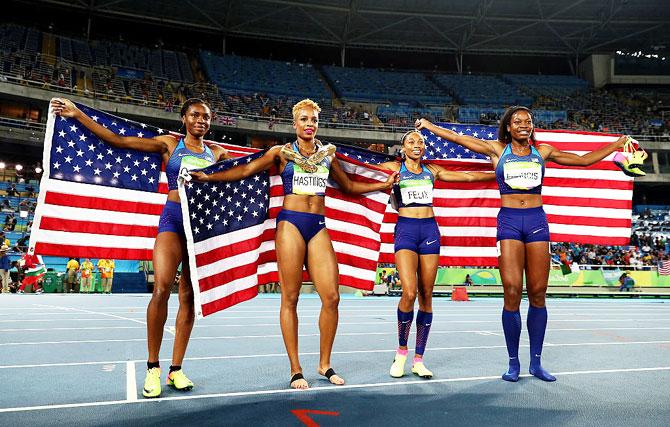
[377,124,633,267]
[179,149,394,317]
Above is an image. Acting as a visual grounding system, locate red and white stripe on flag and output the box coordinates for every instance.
[378,129,634,267]
[659,260,670,276]
[31,109,254,260]
[182,153,393,317]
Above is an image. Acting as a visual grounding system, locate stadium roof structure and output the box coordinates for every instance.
[30,0,670,56]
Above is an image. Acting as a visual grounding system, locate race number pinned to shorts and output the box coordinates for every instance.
[503,161,542,190]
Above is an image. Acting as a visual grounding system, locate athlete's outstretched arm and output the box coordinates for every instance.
[541,135,628,166]
[415,118,501,159]
[190,146,282,182]
[429,164,496,182]
[329,157,397,194]
[50,98,171,154]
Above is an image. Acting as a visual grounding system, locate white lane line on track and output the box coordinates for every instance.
[2,340,670,369]
[4,317,670,331]
[4,317,670,332]
[126,362,137,402]
[3,305,670,317]
[1,365,669,413]
[32,304,175,337]
[7,313,670,324]
[3,326,670,347]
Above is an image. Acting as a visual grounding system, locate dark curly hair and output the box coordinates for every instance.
[498,106,536,145]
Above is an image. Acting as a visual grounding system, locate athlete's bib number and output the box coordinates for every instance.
[293,164,329,195]
[503,161,542,190]
[400,180,433,205]
[180,155,213,171]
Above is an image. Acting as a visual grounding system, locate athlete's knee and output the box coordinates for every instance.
[320,290,340,310]
[151,282,172,304]
[503,286,523,309]
[527,291,546,308]
[281,290,300,309]
[401,288,417,304]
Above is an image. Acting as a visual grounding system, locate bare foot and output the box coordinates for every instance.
[319,367,345,385]
[290,373,309,390]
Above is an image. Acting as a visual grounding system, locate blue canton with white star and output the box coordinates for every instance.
[183,151,270,242]
[421,123,495,161]
[50,103,163,192]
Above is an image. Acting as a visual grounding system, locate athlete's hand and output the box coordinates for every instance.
[189,171,210,182]
[415,118,430,130]
[50,98,79,118]
[615,135,631,150]
[384,171,398,188]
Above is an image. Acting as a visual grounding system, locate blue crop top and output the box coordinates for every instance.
[165,138,215,191]
[393,162,435,208]
[280,141,332,196]
[495,144,545,195]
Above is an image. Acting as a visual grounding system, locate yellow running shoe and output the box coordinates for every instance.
[412,361,433,379]
[389,353,407,378]
[142,367,161,398]
[167,369,194,391]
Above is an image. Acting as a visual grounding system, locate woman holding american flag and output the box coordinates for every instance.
[375,130,495,379]
[191,99,396,390]
[417,107,629,382]
[51,97,231,398]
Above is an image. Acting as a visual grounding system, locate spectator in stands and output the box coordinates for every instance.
[52,96,231,398]
[18,199,29,212]
[367,143,386,153]
[417,107,629,383]
[618,272,635,292]
[190,98,397,390]
[0,242,10,293]
[65,257,79,293]
[97,258,115,294]
[80,258,94,293]
[25,183,35,197]
[13,233,29,253]
[8,261,20,292]
[1,198,11,212]
[6,183,18,196]
[3,213,16,232]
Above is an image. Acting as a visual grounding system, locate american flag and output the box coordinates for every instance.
[30,101,254,260]
[659,260,670,276]
[179,147,393,317]
[377,124,634,267]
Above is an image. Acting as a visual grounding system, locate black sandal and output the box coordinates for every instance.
[290,372,305,387]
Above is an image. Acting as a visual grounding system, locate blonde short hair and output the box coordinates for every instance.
[292,99,321,120]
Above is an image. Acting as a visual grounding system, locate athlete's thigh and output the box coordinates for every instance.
[498,239,526,288]
[395,249,419,290]
[153,232,185,291]
[275,220,307,292]
[306,228,339,295]
[524,241,550,294]
[417,254,439,293]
